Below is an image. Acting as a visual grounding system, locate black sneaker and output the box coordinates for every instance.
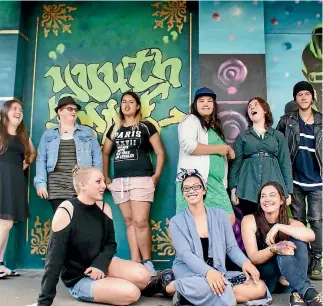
[306,292,323,306]
[173,292,194,306]
[160,269,176,296]
[141,269,175,297]
[308,253,315,274]
[309,255,323,281]
[290,292,306,306]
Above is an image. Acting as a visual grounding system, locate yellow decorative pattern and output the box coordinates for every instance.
[151,218,175,256]
[152,1,187,33]
[41,4,77,38]
[30,216,51,258]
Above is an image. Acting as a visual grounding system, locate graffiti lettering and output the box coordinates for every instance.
[45,48,185,144]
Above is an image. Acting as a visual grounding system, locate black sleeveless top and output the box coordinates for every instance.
[255,221,277,250]
[38,198,117,306]
[201,237,213,267]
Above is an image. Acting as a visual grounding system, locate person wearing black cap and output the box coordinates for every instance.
[277,81,322,281]
[34,96,102,212]
[176,87,236,225]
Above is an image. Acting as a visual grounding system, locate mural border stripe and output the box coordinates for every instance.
[26,17,39,242]
[189,13,192,109]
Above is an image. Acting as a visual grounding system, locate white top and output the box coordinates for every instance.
[176,114,228,188]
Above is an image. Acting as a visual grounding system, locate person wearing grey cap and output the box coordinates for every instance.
[277,81,322,281]
[34,96,102,212]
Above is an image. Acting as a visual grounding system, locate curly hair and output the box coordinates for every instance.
[247,97,273,128]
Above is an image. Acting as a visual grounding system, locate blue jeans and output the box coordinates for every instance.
[257,238,314,296]
[291,184,322,255]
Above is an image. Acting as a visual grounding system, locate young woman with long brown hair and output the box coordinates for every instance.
[0,99,36,278]
[241,182,322,306]
[229,97,293,216]
[103,91,165,276]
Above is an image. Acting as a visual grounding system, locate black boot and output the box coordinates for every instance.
[141,269,175,297]
[309,255,323,281]
[308,252,315,274]
[173,292,195,306]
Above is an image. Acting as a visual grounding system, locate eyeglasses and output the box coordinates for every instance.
[63,106,79,113]
[182,184,203,193]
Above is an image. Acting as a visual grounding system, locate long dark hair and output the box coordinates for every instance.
[247,97,273,128]
[110,91,143,139]
[191,96,225,140]
[119,91,142,122]
[254,181,290,242]
[0,100,31,163]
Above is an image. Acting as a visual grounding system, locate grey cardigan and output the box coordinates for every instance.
[170,207,272,306]
[170,207,248,275]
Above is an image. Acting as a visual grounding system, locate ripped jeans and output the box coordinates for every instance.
[257,238,314,296]
[291,185,322,256]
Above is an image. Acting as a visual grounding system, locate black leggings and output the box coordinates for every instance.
[238,199,258,216]
[49,199,66,213]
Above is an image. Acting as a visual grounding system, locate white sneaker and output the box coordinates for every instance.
[143,260,157,277]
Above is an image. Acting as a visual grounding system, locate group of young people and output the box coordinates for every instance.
[0,80,321,306]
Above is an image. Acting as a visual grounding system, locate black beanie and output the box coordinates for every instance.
[293,81,315,101]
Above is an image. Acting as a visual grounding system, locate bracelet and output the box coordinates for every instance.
[269,246,277,254]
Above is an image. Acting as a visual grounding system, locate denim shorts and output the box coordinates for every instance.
[67,276,96,302]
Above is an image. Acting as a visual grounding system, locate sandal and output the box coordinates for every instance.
[0,271,7,279]
[0,261,20,277]
[8,270,20,277]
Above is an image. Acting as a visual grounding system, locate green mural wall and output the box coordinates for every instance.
[18,1,198,269]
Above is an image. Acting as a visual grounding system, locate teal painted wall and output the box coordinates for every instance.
[20,1,199,269]
[0,1,21,30]
[0,1,29,268]
[1,0,321,269]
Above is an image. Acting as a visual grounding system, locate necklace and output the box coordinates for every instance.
[60,127,73,134]
[300,112,313,125]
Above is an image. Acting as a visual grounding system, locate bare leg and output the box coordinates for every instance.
[0,235,8,261]
[131,201,152,260]
[0,219,13,274]
[165,281,176,295]
[92,277,141,305]
[228,213,236,226]
[233,279,267,303]
[107,257,150,290]
[119,201,141,262]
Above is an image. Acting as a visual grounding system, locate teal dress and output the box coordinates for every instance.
[176,129,234,214]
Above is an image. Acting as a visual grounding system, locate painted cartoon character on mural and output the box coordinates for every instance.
[302,24,322,112]
[285,24,322,114]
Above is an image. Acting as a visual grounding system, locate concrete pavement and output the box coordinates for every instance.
[1,270,322,306]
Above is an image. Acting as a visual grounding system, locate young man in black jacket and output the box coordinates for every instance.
[277,81,322,281]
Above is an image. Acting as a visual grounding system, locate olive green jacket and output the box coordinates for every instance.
[229,127,293,203]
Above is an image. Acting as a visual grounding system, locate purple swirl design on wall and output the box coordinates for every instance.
[213,59,248,95]
[218,109,248,144]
